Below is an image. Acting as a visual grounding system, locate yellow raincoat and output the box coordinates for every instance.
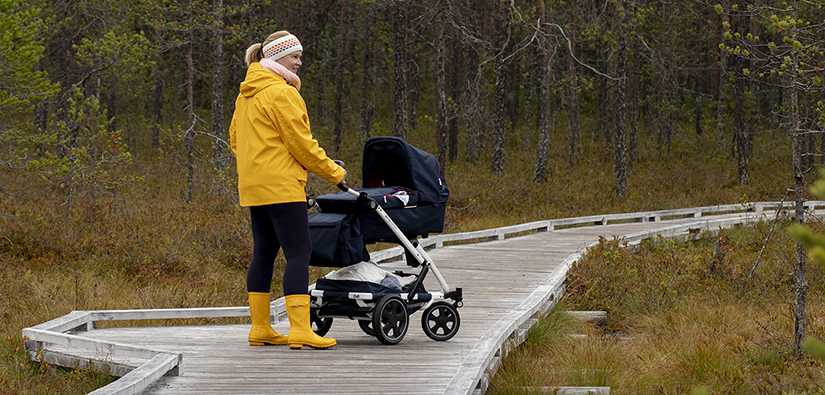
[230,63,344,207]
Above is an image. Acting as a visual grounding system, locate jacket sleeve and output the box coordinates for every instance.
[269,89,345,184]
[229,116,238,155]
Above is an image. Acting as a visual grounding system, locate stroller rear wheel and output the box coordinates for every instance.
[310,308,333,337]
[358,320,376,337]
[372,294,408,345]
[421,302,460,341]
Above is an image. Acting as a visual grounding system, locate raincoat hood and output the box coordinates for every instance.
[239,63,280,98]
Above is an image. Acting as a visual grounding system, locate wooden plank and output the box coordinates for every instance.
[22,328,166,360]
[88,353,181,395]
[22,207,798,395]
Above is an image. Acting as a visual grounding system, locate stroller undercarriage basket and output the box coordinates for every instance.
[306,136,461,345]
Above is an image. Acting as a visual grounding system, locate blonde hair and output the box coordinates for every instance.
[244,30,293,67]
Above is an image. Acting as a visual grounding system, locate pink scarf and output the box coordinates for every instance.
[260,58,301,91]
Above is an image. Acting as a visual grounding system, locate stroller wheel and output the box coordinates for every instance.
[372,294,408,345]
[310,308,333,337]
[358,320,376,337]
[421,302,460,341]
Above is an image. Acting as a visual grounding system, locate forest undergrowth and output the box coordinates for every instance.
[0,121,805,394]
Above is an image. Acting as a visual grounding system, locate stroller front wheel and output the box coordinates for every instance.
[421,302,460,341]
[372,294,408,345]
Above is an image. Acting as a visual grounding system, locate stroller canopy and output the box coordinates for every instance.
[362,136,449,206]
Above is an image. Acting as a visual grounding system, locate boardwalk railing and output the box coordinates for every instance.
[22,200,824,395]
[371,200,823,262]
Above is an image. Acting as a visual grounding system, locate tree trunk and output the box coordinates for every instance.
[185,6,195,204]
[465,45,482,163]
[614,1,628,199]
[332,0,349,154]
[567,47,580,168]
[523,52,534,151]
[628,37,639,163]
[32,61,48,158]
[790,19,807,358]
[597,61,610,153]
[716,0,729,151]
[694,91,703,136]
[507,60,519,133]
[658,1,672,158]
[491,0,510,177]
[392,0,408,140]
[211,0,226,179]
[733,12,748,185]
[409,47,420,137]
[448,38,461,163]
[359,6,375,142]
[436,20,448,166]
[533,0,551,183]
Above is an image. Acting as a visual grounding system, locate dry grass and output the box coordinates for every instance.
[0,114,804,393]
[489,224,825,394]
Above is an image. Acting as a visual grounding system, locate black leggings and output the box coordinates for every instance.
[247,202,311,296]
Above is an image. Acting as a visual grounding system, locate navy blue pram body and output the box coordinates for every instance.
[308,137,449,267]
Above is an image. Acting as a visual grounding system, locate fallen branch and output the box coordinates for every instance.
[747,189,792,279]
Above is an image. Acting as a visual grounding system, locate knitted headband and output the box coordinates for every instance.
[262,34,303,60]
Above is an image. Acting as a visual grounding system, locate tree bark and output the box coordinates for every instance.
[465,45,482,163]
[716,0,729,151]
[185,1,195,203]
[409,43,420,137]
[613,1,628,199]
[733,12,748,185]
[436,20,448,166]
[597,60,610,153]
[628,36,639,163]
[658,0,672,158]
[533,0,551,183]
[491,0,510,177]
[567,42,580,168]
[523,52,534,151]
[790,3,806,358]
[33,62,47,158]
[151,52,163,150]
[448,37,461,163]
[359,7,375,142]
[211,0,226,178]
[392,0,408,140]
[332,0,350,155]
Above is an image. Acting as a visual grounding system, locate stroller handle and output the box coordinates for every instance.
[336,183,361,197]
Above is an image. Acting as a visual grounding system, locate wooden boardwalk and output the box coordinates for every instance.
[24,203,812,395]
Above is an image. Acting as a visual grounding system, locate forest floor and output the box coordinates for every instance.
[0,127,810,394]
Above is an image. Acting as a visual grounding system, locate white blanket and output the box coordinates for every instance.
[324,261,416,289]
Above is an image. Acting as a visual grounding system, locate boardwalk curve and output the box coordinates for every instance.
[23,202,820,394]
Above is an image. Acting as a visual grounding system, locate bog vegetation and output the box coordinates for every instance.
[490,223,825,394]
[1,0,824,393]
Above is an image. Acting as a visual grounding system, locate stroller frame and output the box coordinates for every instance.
[309,184,463,345]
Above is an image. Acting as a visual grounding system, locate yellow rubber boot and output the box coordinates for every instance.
[285,294,336,349]
[248,292,288,346]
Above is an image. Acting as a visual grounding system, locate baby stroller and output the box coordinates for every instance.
[306,136,463,345]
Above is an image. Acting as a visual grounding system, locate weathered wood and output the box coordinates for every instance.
[567,311,607,326]
[519,387,610,395]
[23,205,812,394]
[87,353,181,395]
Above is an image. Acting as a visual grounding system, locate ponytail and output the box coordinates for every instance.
[244,43,264,67]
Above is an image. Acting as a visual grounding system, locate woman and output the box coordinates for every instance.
[230,30,344,349]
